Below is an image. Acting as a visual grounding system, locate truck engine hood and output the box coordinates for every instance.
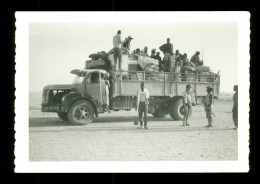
[43,84,78,90]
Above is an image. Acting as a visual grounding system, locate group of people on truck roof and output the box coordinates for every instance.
[112,30,204,74]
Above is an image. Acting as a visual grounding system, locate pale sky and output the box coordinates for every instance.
[29,22,238,92]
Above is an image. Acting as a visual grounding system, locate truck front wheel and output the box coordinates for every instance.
[57,112,69,121]
[169,98,185,121]
[68,100,94,125]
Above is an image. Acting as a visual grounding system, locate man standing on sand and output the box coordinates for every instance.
[232,85,238,129]
[113,30,123,71]
[159,38,173,72]
[136,82,150,129]
[182,85,195,126]
[203,86,214,127]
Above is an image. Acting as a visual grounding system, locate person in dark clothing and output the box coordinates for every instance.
[122,36,133,51]
[190,51,202,66]
[232,85,238,129]
[159,38,174,72]
[154,52,166,72]
[151,49,156,58]
[203,86,214,127]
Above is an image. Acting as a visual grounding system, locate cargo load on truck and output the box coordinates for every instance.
[85,51,111,71]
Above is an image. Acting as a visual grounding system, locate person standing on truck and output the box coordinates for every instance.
[203,86,214,127]
[113,30,123,71]
[136,82,150,129]
[159,38,173,72]
[232,85,238,129]
[101,73,111,113]
[182,85,195,126]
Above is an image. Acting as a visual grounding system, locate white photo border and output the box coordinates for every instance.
[15,11,250,173]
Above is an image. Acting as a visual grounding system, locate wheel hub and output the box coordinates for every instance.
[75,106,88,120]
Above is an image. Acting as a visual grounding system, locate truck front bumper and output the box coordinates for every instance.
[41,104,64,112]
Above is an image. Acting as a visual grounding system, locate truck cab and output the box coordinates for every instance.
[41,69,109,125]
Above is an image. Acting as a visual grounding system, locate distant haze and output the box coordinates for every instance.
[29,22,237,92]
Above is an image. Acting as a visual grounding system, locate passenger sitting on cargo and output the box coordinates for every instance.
[190,51,204,66]
[154,52,166,72]
[151,49,156,58]
[140,46,149,56]
[182,53,190,65]
[134,48,141,55]
[122,36,133,52]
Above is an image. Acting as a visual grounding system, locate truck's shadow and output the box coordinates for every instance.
[29,118,236,133]
[29,117,236,133]
[29,116,174,128]
[29,118,72,127]
[94,116,173,123]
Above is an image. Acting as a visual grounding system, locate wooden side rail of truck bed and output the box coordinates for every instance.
[112,70,220,97]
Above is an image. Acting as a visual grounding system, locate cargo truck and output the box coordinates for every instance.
[41,61,220,125]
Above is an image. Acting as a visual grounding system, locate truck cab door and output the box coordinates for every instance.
[84,72,103,105]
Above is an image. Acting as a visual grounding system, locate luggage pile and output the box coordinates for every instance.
[145,72,173,81]
[85,51,111,70]
[128,72,174,81]
[137,55,159,72]
[181,62,211,73]
[196,65,210,72]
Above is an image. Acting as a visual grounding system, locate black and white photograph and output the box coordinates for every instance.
[15,12,250,172]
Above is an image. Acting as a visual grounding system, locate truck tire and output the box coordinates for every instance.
[169,102,176,120]
[68,100,94,125]
[57,112,69,121]
[152,110,167,117]
[170,97,185,121]
[152,103,168,117]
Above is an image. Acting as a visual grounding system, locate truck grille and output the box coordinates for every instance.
[42,89,49,103]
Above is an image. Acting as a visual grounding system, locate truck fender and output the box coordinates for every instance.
[63,92,98,117]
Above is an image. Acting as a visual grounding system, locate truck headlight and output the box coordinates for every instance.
[61,96,65,102]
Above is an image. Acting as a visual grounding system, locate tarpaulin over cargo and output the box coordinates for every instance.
[89,52,109,60]
[137,55,159,72]
[196,65,210,72]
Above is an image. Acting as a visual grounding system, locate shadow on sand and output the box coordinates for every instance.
[29,115,174,127]
[29,117,236,133]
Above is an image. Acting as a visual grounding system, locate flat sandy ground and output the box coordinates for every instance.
[29,93,237,161]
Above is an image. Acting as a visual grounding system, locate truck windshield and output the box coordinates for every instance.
[73,75,84,84]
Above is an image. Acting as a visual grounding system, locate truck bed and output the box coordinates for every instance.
[112,71,220,97]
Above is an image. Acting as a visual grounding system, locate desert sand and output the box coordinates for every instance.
[29,92,237,161]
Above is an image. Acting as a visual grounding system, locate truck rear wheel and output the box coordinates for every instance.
[68,100,94,125]
[57,112,69,121]
[169,102,175,120]
[169,97,185,121]
[152,103,168,117]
